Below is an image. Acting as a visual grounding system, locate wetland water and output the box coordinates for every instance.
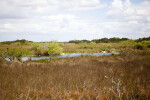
[21,52,119,61]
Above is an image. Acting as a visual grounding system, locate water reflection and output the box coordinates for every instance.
[21,52,119,61]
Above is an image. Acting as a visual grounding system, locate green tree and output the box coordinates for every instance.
[4,47,28,61]
[31,43,49,56]
[47,41,63,60]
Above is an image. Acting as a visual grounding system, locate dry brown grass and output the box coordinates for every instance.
[62,43,132,53]
[0,43,31,51]
[0,50,150,100]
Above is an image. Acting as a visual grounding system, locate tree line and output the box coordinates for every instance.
[0,39,33,44]
[0,37,150,44]
[69,37,150,43]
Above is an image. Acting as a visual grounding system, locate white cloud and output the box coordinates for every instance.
[0,0,150,42]
[112,0,123,9]
[103,0,150,38]
[0,13,103,41]
[0,0,30,19]
[0,0,105,19]
[106,0,150,22]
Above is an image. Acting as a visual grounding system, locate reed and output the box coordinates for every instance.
[0,50,150,100]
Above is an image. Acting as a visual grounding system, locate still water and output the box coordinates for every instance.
[21,52,119,61]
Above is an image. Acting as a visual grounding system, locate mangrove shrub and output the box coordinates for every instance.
[3,48,28,61]
[47,41,63,58]
[31,43,49,56]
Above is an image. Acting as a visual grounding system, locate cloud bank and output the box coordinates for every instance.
[0,0,150,42]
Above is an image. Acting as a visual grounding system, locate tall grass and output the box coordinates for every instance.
[0,50,150,100]
[62,43,132,53]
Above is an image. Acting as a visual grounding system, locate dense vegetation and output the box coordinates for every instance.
[92,37,129,43]
[0,39,33,45]
[69,37,150,43]
[69,40,91,43]
[0,41,63,62]
[135,37,150,42]
[1,37,150,44]
[0,37,150,62]
[0,47,29,62]
[69,37,129,43]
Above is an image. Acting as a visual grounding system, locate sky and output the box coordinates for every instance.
[0,0,150,42]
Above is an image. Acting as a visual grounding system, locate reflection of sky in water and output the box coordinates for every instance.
[6,52,119,62]
[29,52,119,61]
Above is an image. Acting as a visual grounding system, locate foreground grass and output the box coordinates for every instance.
[0,50,150,100]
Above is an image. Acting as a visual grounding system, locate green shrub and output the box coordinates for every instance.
[15,49,29,61]
[134,44,144,50]
[31,42,63,57]
[4,47,28,61]
[4,48,16,61]
[31,43,49,56]
[121,39,136,45]
[140,40,150,48]
[47,41,63,58]
[31,43,40,52]
[90,41,96,44]
[134,40,150,49]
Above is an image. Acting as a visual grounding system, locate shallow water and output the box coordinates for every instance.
[20,52,119,61]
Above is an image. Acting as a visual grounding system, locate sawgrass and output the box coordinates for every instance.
[0,50,150,100]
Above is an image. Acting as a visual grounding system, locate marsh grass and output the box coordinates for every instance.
[0,42,135,55]
[62,43,132,53]
[0,50,150,100]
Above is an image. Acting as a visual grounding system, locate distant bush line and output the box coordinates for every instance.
[0,39,33,44]
[0,37,150,44]
[69,37,150,43]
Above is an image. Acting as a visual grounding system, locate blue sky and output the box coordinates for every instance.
[0,0,150,42]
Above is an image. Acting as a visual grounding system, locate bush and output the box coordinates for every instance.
[90,41,96,44]
[134,40,150,49]
[31,42,63,57]
[31,43,49,56]
[47,41,63,58]
[15,49,29,61]
[134,44,144,50]
[147,44,150,48]
[3,47,28,61]
[121,39,136,45]
[140,41,150,48]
